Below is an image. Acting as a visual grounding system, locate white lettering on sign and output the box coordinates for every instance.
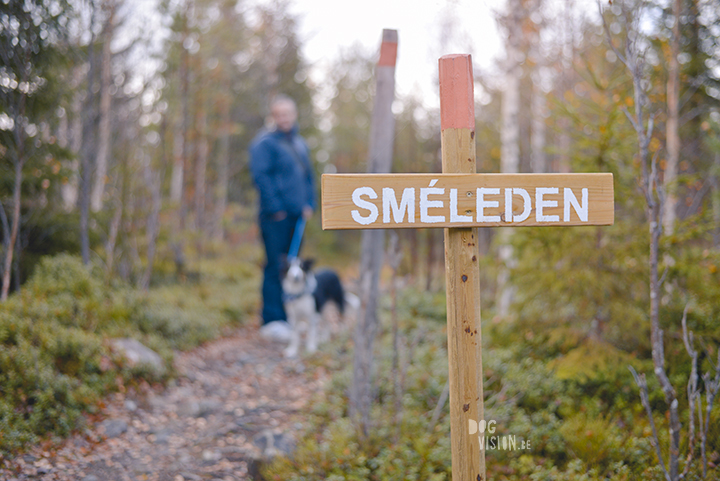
[450,189,473,222]
[477,188,500,222]
[564,187,588,222]
[420,179,445,223]
[383,187,415,223]
[351,187,378,225]
[509,188,532,222]
[536,187,559,222]
[348,185,593,226]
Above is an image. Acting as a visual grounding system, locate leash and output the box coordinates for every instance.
[287,216,306,259]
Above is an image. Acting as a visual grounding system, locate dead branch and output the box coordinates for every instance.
[701,349,720,477]
[428,380,450,434]
[681,304,697,478]
[629,366,671,481]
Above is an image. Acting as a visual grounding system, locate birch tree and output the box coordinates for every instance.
[496,0,546,316]
[663,0,681,234]
[90,0,117,213]
[601,0,720,477]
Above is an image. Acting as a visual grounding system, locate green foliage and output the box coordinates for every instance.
[557,413,624,467]
[0,249,256,455]
[510,221,650,354]
[263,285,672,480]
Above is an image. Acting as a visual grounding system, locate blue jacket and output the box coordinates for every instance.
[249,124,316,218]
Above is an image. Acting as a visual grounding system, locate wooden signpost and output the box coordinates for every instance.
[321,54,614,480]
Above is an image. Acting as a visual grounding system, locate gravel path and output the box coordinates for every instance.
[1,326,329,481]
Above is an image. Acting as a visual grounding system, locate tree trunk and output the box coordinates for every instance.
[557,0,575,174]
[171,28,190,277]
[497,11,521,317]
[2,57,29,301]
[91,1,115,213]
[557,119,572,173]
[62,88,82,211]
[501,69,520,175]
[531,71,547,174]
[13,227,21,292]
[171,126,185,203]
[195,95,208,232]
[105,196,122,277]
[213,99,231,240]
[663,0,681,234]
[80,8,98,265]
[713,153,720,249]
[631,32,680,479]
[351,29,397,437]
[426,229,435,291]
[0,201,10,286]
[141,169,162,290]
[408,229,418,282]
[1,156,23,301]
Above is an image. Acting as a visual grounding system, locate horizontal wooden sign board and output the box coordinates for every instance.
[321,173,614,230]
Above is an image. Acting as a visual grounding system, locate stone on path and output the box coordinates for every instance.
[252,429,296,459]
[110,338,166,376]
[99,419,128,438]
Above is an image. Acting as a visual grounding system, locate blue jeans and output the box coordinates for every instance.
[259,213,300,324]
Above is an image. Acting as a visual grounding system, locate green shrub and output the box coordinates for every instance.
[263,283,669,480]
[136,302,223,350]
[0,249,256,455]
[0,340,90,451]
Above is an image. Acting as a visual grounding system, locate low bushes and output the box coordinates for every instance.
[263,284,718,480]
[0,251,258,454]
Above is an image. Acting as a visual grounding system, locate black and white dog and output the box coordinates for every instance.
[280,257,358,358]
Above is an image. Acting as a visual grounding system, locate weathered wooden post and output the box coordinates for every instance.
[321,52,614,480]
[351,29,398,436]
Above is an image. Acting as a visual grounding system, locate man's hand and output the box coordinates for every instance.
[302,206,313,220]
[273,211,287,221]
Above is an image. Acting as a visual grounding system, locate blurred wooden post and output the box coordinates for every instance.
[439,54,485,481]
[351,28,398,436]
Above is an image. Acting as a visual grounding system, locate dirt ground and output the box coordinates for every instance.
[0,325,330,481]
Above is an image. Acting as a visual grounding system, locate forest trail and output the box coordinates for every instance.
[1,325,330,481]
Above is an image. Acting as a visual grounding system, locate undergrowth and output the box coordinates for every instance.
[0,244,260,456]
[263,284,720,481]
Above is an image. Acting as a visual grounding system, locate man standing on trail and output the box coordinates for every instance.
[249,95,316,341]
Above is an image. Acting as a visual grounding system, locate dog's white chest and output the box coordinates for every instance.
[285,294,315,320]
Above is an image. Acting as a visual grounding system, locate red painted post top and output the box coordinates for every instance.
[378,29,398,67]
[439,54,475,131]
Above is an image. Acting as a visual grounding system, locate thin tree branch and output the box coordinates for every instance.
[646,110,657,142]
[597,0,629,66]
[701,349,720,478]
[428,380,450,434]
[621,106,642,134]
[658,266,669,288]
[681,304,697,478]
[630,366,671,481]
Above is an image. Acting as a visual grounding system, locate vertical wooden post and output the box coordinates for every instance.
[351,29,398,436]
[439,54,485,480]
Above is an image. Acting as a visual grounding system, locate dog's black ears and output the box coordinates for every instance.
[301,258,315,272]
